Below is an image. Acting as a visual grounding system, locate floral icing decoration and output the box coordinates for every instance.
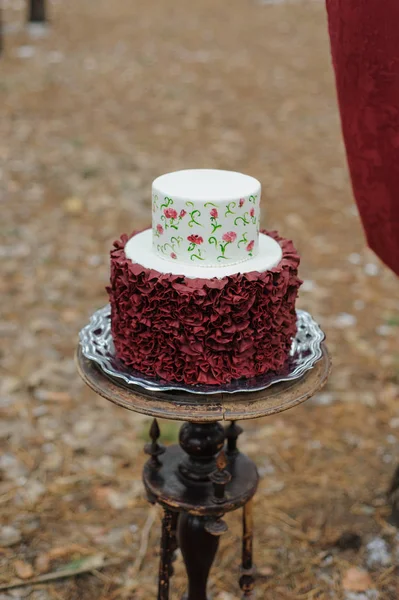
[187,234,205,261]
[160,196,173,209]
[164,208,178,219]
[157,236,183,256]
[234,212,250,226]
[160,203,187,231]
[225,202,236,217]
[152,188,260,265]
[171,236,183,247]
[154,224,164,238]
[187,234,204,250]
[238,232,248,247]
[223,231,237,243]
[246,240,255,255]
[184,201,203,228]
[210,208,222,233]
[217,231,237,261]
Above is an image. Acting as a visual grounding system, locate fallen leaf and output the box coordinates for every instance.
[0,554,114,592]
[342,567,373,592]
[63,196,83,215]
[35,544,92,574]
[257,566,274,578]
[63,554,105,571]
[13,560,34,580]
[35,553,50,574]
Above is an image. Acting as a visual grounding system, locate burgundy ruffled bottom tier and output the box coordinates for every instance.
[107,230,302,386]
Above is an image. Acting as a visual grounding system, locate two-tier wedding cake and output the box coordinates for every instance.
[107,169,301,385]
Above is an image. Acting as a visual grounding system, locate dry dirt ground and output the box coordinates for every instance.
[1,0,399,599]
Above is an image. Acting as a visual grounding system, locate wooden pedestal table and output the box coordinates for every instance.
[76,345,331,600]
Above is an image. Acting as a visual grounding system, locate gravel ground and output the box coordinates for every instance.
[1,0,399,598]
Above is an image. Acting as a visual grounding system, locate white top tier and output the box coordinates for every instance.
[152,169,261,267]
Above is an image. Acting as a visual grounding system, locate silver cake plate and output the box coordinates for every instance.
[79,305,325,395]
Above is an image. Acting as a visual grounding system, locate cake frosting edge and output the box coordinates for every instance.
[107,229,302,386]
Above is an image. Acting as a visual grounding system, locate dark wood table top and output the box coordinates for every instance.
[76,344,331,423]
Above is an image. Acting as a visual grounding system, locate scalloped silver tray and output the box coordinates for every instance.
[79,305,325,395]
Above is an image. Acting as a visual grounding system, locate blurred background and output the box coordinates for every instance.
[1,0,399,598]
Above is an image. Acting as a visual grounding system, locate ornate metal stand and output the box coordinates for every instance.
[76,345,330,599]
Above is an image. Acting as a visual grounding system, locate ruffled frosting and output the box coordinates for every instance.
[107,230,302,385]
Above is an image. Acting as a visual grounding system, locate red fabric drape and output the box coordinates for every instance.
[326,0,399,276]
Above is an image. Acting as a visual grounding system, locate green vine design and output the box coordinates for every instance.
[160,196,173,210]
[204,202,218,208]
[190,250,205,262]
[238,232,248,247]
[161,214,179,230]
[251,214,257,225]
[210,217,221,233]
[171,236,183,248]
[188,209,203,228]
[225,202,236,217]
[163,243,176,254]
[217,240,232,261]
[187,242,196,252]
[185,201,194,208]
[249,195,257,204]
[153,194,159,212]
[160,214,168,230]
[158,240,182,255]
[208,236,217,247]
[220,242,228,256]
[234,212,250,226]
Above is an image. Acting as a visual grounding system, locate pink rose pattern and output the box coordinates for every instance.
[222,231,237,243]
[108,230,300,386]
[157,195,259,261]
[187,234,203,245]
[246,240,254,253]
[160,202,187,232]
[164,208,178,220]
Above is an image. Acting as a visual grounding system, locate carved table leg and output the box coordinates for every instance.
[239,499,255,598]
[158,509,177,600]
[225,421,243,455]
[178,513,220,600]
